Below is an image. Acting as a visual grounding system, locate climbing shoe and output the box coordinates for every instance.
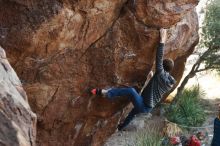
[117,123,125,131]
[91,88,102,96]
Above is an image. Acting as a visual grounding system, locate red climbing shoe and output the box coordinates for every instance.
[91,88,102,95]
[91,89,97,95]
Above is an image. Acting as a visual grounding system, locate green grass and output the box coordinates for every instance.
[133,126,172,146]
[134,129,162,146]
[165,86,206,127]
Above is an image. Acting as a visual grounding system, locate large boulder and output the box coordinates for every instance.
[0,46,36,146]
[132,0,199,28]
[0,0,199,146]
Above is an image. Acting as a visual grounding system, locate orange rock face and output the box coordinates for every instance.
[133,0,199,28]
[0,0,199,146]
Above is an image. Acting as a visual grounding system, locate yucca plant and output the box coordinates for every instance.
[166,86,206,127]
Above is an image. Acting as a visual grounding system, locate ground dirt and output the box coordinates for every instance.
[104,113,165,146]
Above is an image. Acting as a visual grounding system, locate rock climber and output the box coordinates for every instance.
[91,28,176,130]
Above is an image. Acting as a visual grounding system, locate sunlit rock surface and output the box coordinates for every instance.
[0,46,36,146]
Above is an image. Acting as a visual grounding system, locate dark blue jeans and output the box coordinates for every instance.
[107,87,152,130]
[212,118,220,146]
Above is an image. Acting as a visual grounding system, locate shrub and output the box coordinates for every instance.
[166,86,206,127]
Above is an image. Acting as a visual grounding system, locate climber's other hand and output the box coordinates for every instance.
[160,28,167,43]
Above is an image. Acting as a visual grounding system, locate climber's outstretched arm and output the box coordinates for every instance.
[139,71,153,94]
[156,29,167,73]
